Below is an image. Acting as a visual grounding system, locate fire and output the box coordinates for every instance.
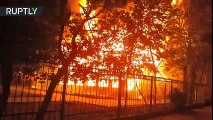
[98,80,109,87]
[63,0,182,90]
[76,80,84,86]
[112,80,119,88]
[111,79,135,91]
[127,80,135,91]
[79,0,87,8]
[79,0,98,37]
[171,0,178,6]
[68,80,75,85]
[87,79,96,86]
[171,0,183,6]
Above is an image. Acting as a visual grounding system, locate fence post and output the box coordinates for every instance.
[154,76,156,105]
[124,76,128,110]
[164,84,166,104]
[61,74,68,120]
[195,84,197,103]
[170,80,173,110]
[117,75,122,120]
[149,76,153,112]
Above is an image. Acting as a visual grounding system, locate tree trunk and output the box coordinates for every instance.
[0,60,13,119]
[183,65,188,93]
[35,0,68,119]
[149,48,157,104]
[188,69,196,104]
[124,47,134,108]
[0,18,13,118]
[60,67,68,120]
[199,62,206,83]
[35,63,68,120]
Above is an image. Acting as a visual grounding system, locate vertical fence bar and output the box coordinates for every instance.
[149,77,153,112]
[170,80,173,110]
[117,75,122,120]
[195,84,197,103]
[124,77,128,110]
[61,74,68,120]
[154,76,156,105]
[164,84,166,104]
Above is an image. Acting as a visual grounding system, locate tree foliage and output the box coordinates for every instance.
[0,0,64,118]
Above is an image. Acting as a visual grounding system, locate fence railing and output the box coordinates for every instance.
[0,73,210,120]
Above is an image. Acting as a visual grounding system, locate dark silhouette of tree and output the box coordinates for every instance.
[78,0,185,111]
[35,0,117,119]
[0,0,61,118]
[164,0,212,104]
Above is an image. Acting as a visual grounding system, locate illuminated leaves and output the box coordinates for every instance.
[60,0,188,81]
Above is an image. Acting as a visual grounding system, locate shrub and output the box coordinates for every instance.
[171,88,187,110]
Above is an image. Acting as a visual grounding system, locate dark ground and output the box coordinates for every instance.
[148,106,212,120]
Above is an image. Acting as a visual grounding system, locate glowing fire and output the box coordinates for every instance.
[62,0,181,90]
[88,79,96,86]
[98,80,109,87]
[79,0,98,36]
[171,0,178,6]
[112,80,119,88]
[171,0,183,6]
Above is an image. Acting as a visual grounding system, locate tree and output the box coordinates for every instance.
[100,0,182,103]
[35,0,113,119]
[164,0,212,104]
[186,0,212,104]
[0,0,61,118]
[81,0,185,110]
[21,0,210,119]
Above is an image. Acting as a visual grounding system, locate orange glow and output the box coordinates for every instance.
[112,80,119,88]
[79,0,98,37]
[113,42,124,51]
[85,11,98,31]
[79,0,87,12]
[98,80,109,87]
[76,80,84,86]
[62,0,186,91]
[68,80,75,85]
[87,79,96,86]
[111,79,135,91]
[59,81,64,85]
[127,80,135,91]
[171,0,177,6]
[171,0,183,6]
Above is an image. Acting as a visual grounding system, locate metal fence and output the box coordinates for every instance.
[0,71,210,120]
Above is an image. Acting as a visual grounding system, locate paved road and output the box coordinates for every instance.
[148,106,212,120]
